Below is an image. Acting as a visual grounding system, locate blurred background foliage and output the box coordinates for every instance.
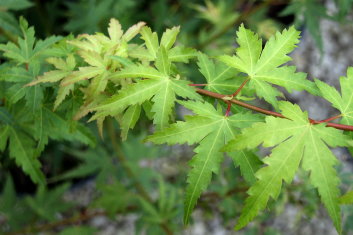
[0,0,353,234]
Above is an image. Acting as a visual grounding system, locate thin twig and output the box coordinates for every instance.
[195,88,353,131]
[316,114,342,123]
[231,79,249,97]
[188,84,207,86]
[225,101,232,116]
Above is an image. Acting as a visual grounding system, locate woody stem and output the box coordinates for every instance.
[195,88,353,131]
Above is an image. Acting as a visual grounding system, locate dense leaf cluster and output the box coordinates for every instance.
[1,1,353,233]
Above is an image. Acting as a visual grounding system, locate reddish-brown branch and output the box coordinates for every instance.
[316,114,342,123]
[196,88,285,118]
[195,88,353,131]
[225,101,232,116]
[231,79,249,97]
[189,84,207,86]
[223,78,250,115]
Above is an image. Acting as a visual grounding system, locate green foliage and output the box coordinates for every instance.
[0,17,61,65]
[147,100,263,224]
[91,25,200,130]
[0,17,95,185]
[218,25,318,108]
[1,2,353,234]
[92,181,133,216]
[281,0,328,53]
[0,177,33,229]
[26,183,72,222]
[0,0,33,40]
[50,147,115,183]
[197,52,246,95]
[59,226,98,235]
[316,67,353,125]
[340,191,353,205]
[224,101,350,232]
[137,178,179,233]
[64,0,137,34]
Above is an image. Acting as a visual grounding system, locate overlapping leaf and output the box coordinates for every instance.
[93,181,133,217]
[218,25,318,108]
[224,101,350,232]
[0,17,61,65]
[51,147,114,183]
[316,67,353,125]
[0,177,33,229]
[91,46,202,130]
[0,65,43,112]
[0,108,45,184]
[60,19,143,103]
[30,106,95,153]
[26,54,76,109]
[25,184,72,222]
[26,18,145,122]
[0,0,33,37]
[68,18,145,55]
[133,26,197,63]
[197,52,248,95]
[147,101,263,224]
[228,150,262,185]
[7,125,45,185]
[0,104,95,185]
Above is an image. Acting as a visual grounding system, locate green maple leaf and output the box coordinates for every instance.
[27,18,145,121]
[134,25,197,63]
[68,18,145,55]
[0,104,95,184]
[0,65,43,112]
[91,46,202,130]
[0,0,33,37]
[146,101,263,224]
[29,106,95,156]
[26,54,76,110]
[218,25,318,109]
[37,107,95,146]
[59,19,144,102]
[0,176,34,230]
[117,104,141,140]
[62,19,144,112]
[50,147,113,183]
[0,17,61,64]
[25,183,72,222]
[60,51,106,86]
[224,101,350,233]
[316,67,353,125]
[197,52,250,95]
[92,181,133,217]
[228,150,263,185]
[7,125,45,185]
